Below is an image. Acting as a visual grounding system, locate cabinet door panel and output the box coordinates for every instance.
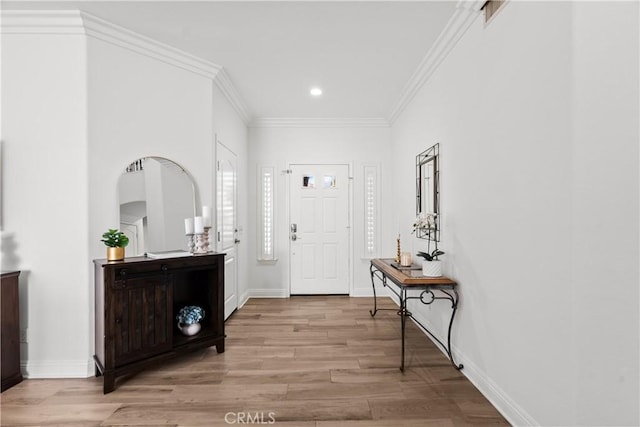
[113,276,172,365]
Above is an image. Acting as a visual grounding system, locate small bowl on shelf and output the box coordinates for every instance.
[177,322,201,336]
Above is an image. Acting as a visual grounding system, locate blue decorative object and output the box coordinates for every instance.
[176,305,205,325]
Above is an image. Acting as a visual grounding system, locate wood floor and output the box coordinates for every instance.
[0,296,508,426]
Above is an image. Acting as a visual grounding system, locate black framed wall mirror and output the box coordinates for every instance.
[415,143,440,241]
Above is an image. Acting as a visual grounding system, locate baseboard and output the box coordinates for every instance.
[247,288,290,298]
[238,289,251,309]
[408,306,538,427]
[455,350,539,426]
[243,287,379,298]
[22,359,94,379]
[350,287,376,297]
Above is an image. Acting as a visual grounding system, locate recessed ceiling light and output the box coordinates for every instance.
[310,87,322,97]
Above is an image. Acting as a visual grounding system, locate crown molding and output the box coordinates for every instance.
[0,10,85,34]
[387,0,484,125]
[2,10,252,124]
[82,12,252,122]
[250,117,390,128]
[1,10,221,78]
[214,68,252,125]
[80,12,222,79]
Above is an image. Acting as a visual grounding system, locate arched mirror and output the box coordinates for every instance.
[118,157,196,256]
[416,143,440,241]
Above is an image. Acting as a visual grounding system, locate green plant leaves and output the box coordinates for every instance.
[101,229,130,248]
[416,249,445,261]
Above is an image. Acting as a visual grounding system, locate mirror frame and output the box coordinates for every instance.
[119,156,197,255]
[415,143,440,241]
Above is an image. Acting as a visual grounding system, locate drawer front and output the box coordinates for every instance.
[112,264,171,286]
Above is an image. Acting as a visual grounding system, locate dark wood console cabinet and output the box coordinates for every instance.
[1,271,23,392]
[94,253,225,393]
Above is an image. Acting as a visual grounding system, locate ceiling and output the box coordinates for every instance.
[3,1,458,123]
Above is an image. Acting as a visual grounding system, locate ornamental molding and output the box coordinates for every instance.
[250,117,390,128]
[0,10,86,35]
[214,68,252,125]
[387,0,484,125]
[1,10,251,124]
[81,12,222,79]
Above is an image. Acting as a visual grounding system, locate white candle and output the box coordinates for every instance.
[202,206,212,227]
[400,252,412,267]
[194,216,204,234]
[184,218,194,235]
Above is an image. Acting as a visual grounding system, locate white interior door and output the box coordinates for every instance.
[119,222,140,255]
[216,141,238,319]
[290,164,350,294]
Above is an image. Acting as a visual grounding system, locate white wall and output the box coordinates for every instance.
[1,12,249,378]
[1,32,91,376]
[248,126,392,298]
[571,2,639,425]
[390,2,638,426]
[86,35,214,257]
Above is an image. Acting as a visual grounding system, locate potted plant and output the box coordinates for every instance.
[416,248,445,277]
[176,305,205,336]
[101,229,129,261]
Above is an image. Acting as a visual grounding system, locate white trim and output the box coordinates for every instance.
[458,353,539,427]
[350,287,376,298]
[214,68,252,125]
[81,12,221,79]
[250,117,389,128]
[238,290,251,309]
[387,0,483,124]
[22,359,94,379]
[1,10,252,125]
[1,10,220,78]
[0,10,85,34]
[406,302,539,427]
[347,163,354,298]
[247,288,290,299]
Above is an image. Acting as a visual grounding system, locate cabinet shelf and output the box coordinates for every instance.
[173,325,222,348]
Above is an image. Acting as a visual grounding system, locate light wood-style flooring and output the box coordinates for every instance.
[0,296,508,426]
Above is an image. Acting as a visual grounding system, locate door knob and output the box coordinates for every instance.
[235,239,241,244]
[291,233,297,241]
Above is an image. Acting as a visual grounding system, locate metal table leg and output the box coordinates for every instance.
[369,263,378,317]
[408,289,463,370]
[400,287,407,371]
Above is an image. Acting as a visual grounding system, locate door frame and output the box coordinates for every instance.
[215,138,239,319]
[286,161,354,297]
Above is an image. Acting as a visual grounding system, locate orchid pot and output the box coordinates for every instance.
[422,260,442,277]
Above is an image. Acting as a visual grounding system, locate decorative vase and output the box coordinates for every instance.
[107,247,125,261]
[178,322,201,336]
[422,260,442,277]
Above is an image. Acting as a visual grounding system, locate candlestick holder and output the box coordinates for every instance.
[186,234,195,254]
[395,236,401,263]
[194,233,207,254]
[203,226,212,252]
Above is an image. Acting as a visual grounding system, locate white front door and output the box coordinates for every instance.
[216,141,238,319]
[289,164,350,294]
